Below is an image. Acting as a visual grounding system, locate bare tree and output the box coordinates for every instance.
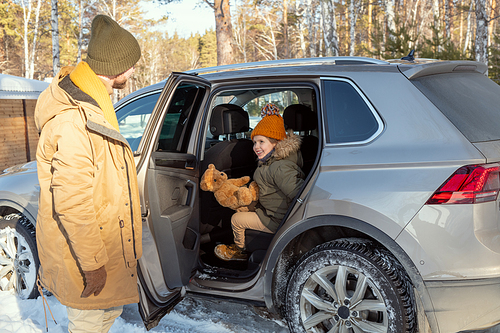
[306,0,317,57]
[99,0,118,20]
[51,0,60,76]
[432,0,440,25]
[321,0,339,56]
[77,0,85,63]
[445,0,451,38]
[385,0,396,41]
[233,8,248,63]
[296,3,307,57]
[283,0,289,58]
[19,0,43,79]
[460,0,465,48]
[475,0,488,65]
[75,0,101,63]
[464,0,474,55]
[251,9,279,60]
[97,0,144,24]
[367,0,373,51]
[349,0,358,55]
[411,0,422,48]
[488,0,496,45]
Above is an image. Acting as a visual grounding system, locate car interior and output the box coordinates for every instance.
[197,86,319,278]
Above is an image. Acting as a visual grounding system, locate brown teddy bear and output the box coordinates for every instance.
[200,164,259,212]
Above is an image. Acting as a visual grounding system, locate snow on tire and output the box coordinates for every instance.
[0,213,39,299]
[285,238,417,333]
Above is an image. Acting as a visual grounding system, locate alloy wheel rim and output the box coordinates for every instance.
[0,226,36,299]
[299,265,388,333]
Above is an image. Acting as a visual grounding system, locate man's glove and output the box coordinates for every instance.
[81,265,107,298]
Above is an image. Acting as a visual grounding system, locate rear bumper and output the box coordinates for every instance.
[425,276,500,332]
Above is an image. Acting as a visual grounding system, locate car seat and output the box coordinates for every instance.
[202,104,256,178]
[201,104,257,234]
[283,104,319,175]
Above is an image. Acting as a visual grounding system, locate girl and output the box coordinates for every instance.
[215,103,305,261]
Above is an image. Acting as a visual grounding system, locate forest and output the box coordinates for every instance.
[1,0,500,101]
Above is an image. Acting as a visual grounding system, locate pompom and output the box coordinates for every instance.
[260,103,281,118]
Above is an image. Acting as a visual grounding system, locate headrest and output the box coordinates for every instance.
[210,104,250,136]
[283,104,317,131]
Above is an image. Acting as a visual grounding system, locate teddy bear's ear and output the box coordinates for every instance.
[208,164,215,170]
[200,166,214,191]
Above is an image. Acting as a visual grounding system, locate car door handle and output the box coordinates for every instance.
[185,180,196,207]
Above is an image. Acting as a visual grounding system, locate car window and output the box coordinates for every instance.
[323,79,380,144]
[245,91,298,129]
[207,88,304,148]
[412,72,500,143]
[243,91,297,115]
[156,83,207,153]
[117,91,160,152]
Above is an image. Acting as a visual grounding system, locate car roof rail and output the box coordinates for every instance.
[185,57,390,75]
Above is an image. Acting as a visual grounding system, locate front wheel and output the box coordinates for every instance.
[285,238,416,333]
[0,213,39,299]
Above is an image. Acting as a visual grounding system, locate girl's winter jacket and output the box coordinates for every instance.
[253,132,305,232]
[34,66,142,310]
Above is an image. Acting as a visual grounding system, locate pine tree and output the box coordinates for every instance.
[420,25,464,59]
[384,16,418,59]
[488,28,500,84]
[199,29,218,68]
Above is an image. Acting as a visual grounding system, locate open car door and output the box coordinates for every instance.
[135,73,211,329]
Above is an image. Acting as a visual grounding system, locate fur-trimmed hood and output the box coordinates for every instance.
[260,131,302,166]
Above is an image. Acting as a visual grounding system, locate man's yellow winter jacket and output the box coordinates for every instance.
[34,64,142,310]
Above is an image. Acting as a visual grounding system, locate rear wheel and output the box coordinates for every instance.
[285,238,416,333]
[0,213,39,299]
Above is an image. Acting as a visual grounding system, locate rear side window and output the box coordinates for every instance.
[412,72,500,143]
[322,79,381,144]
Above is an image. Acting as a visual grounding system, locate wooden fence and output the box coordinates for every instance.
[0,99,39,171]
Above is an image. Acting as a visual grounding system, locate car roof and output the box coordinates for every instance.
[115,56,488,108]
[183,56,487,82]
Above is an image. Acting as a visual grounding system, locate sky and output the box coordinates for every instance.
[141,0,215,38]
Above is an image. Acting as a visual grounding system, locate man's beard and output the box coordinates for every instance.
[112,77,128,89]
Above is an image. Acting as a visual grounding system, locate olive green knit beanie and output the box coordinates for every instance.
[86,15,141,76]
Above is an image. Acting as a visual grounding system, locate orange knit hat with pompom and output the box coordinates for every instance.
[251,103,287,141]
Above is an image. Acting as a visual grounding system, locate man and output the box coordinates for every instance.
[35,15,142,332]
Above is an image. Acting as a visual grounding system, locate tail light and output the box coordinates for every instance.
[426,163,500,204]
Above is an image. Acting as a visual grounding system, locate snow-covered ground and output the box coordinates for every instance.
[1,289,499,333]
[0,290,288,332]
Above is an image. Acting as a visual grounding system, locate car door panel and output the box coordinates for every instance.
[147,162,198,288]
[137,73,210,328]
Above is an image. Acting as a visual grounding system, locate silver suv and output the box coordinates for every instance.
[1,57,500,333]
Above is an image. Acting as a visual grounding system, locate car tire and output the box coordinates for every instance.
[285,238,416,333]
[0,213,39,299]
